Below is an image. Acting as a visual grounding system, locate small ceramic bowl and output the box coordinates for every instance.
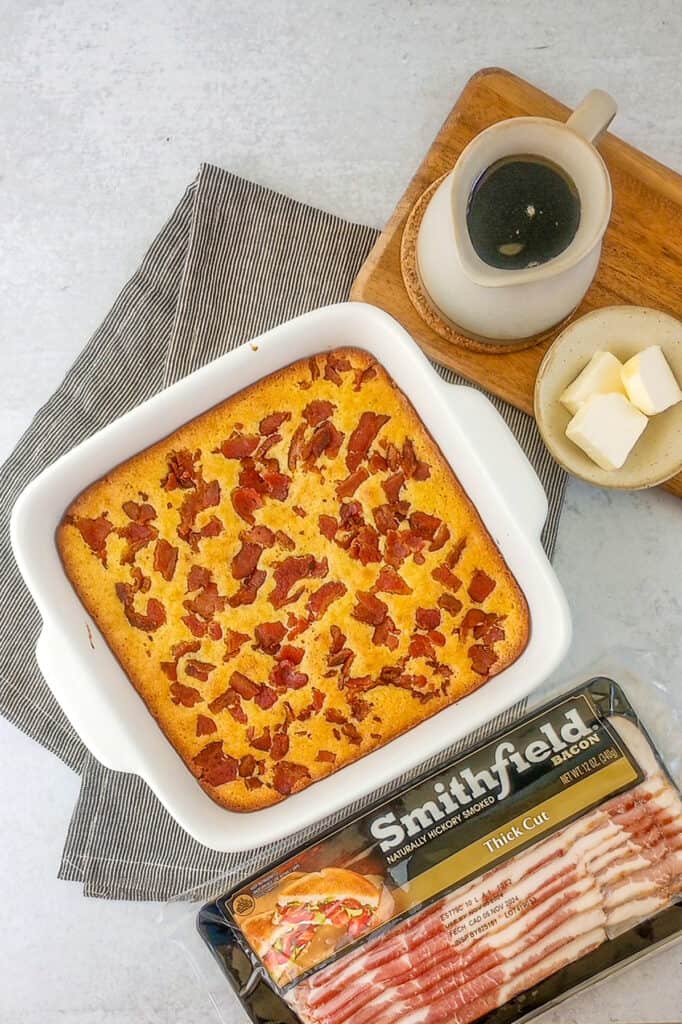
[535,306,682,489]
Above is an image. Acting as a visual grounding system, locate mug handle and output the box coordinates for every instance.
[566,89,617,143]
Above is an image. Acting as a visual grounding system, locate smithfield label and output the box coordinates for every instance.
[227,685,644,989]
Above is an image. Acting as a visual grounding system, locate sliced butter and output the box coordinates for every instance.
[621,345,682,416]
[559,351,627,416]
[566,393,648,471]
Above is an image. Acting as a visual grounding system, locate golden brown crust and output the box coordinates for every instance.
[57,348,529,812]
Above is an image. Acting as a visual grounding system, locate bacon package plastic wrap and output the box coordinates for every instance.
[183,671,682,1024]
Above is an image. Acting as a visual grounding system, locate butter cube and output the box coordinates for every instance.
[621,345,682,415]
[559,351,627,416]
[566,393,648,471]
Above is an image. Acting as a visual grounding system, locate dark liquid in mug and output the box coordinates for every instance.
[466,155,580,270]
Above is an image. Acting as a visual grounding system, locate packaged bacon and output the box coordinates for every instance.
[195,676,682,1024]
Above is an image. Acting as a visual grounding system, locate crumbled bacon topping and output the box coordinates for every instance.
[269,555,328,609]
[223,629,249,661]
[416,607,441,630]
[259,412,291,436]
[303,400,335,426]
[228,568,267,607]
[275,529,296,550]
[231,540,263,580]
[231,486,263,524]
[438,593,463,617]
[193,741,238,787]
[432,564,462,592]
[336,467,369,499]
[352,591,388,627]
[469,644,498,676]
[272,760,311,795]
[468,570,496,603]
[196,714,217,737]
[185,659,216,682]
[115,583,166,632]
[153,539,178,581]
[307,580,347,619]
[373,566,412,595]
[69,514,113,565]
[162,449,198,490]
[170,682,203,707]
[346,412,390,472]
[254,621,287,654]
[217,432,260,459]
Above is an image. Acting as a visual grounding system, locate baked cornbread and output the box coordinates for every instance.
[57,348,529,811]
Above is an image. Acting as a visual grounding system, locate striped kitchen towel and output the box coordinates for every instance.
[0,164,566,899]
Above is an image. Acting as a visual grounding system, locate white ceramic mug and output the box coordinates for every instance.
[416,90,617,344]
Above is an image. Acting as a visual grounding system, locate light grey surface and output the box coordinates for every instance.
[2,1,682,1021]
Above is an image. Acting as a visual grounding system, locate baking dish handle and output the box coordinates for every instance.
[35,627,138,773]
[441,384,548,539]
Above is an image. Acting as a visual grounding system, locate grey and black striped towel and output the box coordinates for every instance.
[0,164,566,900]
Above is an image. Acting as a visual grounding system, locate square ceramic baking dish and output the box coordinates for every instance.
[11,302,570,851]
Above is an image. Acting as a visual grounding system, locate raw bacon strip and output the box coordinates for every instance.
[296,772,682,1024]
[307,823,615,1016]
[300,819,610,1007]
[346,412,390,472]
[335,900,605,1024]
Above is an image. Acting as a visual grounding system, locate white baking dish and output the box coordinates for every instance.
[11,302,570,852]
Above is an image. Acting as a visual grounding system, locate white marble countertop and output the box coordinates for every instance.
[2,1,681,1021]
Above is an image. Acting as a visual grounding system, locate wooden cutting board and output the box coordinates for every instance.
[351,68,682,499]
